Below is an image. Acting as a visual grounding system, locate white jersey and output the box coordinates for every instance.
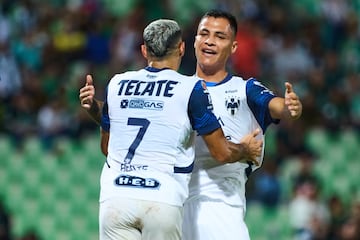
[187,75,278,208]
[100,67,220,206]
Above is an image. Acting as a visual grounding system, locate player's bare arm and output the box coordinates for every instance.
[202,128,262,165]
[269,82,302,120]
[79,74,103,125]
[100,128,109,156]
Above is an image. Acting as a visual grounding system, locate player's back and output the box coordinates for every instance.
[106,67,198,167]
[101,67,200,206]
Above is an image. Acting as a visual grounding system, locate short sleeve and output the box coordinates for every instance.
[188,80,220,135]
[246,78,279,132]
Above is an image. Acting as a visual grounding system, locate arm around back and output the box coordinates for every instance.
[202,128,262,165]
[100,128,109,156]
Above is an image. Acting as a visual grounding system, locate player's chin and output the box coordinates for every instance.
[199,57,216,66]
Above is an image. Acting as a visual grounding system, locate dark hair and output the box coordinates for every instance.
[201,9,238,36]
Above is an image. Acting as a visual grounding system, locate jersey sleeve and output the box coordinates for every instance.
[246,78,279,132]
[188,80,221,135]
[100,86,110,132]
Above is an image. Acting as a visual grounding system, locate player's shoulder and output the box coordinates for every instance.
[231,75,246,82]
[115,70,141,79]
[152,68,197,82]
[171,71,198,81]
[219,74,246,86]
[108,70,147,86]
[175,73,202,88]
[245,77,276,98]
[245,77,267,88]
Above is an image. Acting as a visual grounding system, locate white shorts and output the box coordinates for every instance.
[99,197,182,240]
[182,199,250,240]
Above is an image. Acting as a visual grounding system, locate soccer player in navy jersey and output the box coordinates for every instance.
[80,19,262,240]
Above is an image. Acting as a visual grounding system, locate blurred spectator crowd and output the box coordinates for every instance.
[0,0,359,150]
[0,0,360,239]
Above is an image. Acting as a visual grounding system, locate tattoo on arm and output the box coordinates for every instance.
[88,99,103,125]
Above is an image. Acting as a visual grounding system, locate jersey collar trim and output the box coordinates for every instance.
[205,73,233,87]
[145,66,170,72]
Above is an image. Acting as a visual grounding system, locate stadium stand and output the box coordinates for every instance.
[1,128,358,239]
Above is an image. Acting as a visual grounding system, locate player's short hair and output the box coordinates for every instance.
[143,19,182,58]
[201,9,238,37]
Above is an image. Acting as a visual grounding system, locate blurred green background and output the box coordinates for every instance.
[1,0,360,239]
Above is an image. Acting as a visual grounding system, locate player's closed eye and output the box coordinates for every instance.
[215,33,227,39]
[198,32,208,37]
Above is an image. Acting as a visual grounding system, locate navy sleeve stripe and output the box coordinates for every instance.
[174,161,194,173]
[188,80,221,135]
[246,78,279,132]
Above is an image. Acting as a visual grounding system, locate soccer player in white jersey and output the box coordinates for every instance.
[80,19,263,240]
[181,10,303,240]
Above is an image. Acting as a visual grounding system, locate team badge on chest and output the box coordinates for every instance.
[225,96,240,115]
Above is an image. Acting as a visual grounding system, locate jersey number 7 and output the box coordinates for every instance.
[124,118,150,164]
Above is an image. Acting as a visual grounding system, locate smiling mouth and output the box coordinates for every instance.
[202,49,216,55]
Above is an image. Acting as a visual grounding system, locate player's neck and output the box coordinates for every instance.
[196,66,228,83]
[147,57,180,71]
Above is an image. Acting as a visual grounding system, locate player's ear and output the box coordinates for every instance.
[141,44,147,58]
[179,41,185,57]
[231,40,238,54]
[194,35,198,49]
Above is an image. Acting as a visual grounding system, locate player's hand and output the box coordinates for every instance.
[239,128,263,166]
[284,82,302,119]
[79,74,95,110]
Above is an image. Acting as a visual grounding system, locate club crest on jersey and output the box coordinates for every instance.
[225,96,240,115]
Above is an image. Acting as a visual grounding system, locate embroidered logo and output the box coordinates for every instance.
[225,96,240,115]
